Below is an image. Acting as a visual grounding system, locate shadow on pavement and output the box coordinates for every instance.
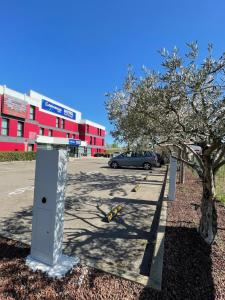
[0,169,165,283]
[63,193,157,276]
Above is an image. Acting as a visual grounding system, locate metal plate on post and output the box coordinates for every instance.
[168,156,177,201]
[31,208,54,265]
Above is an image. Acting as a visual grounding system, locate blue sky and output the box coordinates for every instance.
[0,0,224,143]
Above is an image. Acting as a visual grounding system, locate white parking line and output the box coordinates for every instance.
[85,172,101,175]
[8,186,34,196]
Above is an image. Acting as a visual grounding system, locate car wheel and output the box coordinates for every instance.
[143,162,152,170]
[111,161,119,169]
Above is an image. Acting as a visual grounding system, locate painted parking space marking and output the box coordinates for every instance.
[8,186,34,196]
[84,171,101,175]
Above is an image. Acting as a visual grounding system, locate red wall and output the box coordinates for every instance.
[53,130,67,138]
[79,124,105,137]
[0,142,25,151]
[95,137,104,146]
[83,135,105,146]
[65,120,78,132]
[79,124,105,150]
[37,109,57,127]
[87,125,105,136]
[24,122,39,139]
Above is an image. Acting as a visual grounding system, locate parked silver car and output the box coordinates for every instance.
[108,151,159,170]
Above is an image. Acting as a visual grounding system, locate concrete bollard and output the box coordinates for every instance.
[168,156,177,201]
[26,149,79,278]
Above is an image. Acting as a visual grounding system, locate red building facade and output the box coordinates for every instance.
[0,86,105,156]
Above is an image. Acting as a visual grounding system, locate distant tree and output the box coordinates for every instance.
[106,141,119,148]
[111,141,119,148]
[105,43,225,244]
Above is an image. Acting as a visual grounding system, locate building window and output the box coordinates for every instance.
[94,137,96,145]
[1,118,9,136]
[56,117,60,128]
[40,127,44,135]
[17,122,24,137]
[67,133,70,138]
[48,129,53,137]
[87,125,89,133]
[102,139,104,146]
[29,105,35,120]
[73,134,76,139]
[62,119,65,129]
[97,128,102,136]
[28,144,34,151]
[90,136,92,145]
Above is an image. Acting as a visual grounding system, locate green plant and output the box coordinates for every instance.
[0,151,36,162]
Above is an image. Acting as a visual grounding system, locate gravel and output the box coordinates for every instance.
[0,168,224,299]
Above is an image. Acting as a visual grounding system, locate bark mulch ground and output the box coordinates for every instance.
[0,169,224,299]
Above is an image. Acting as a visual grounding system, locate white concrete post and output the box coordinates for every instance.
[168,156,177,201]
[26,149,79,277]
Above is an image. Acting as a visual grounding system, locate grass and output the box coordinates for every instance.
[186,164,225,204]
[216,165,225,204]
[0,151,36,162]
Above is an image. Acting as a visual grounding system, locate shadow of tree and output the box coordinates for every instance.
[0,167,166,285]
[62,193,158,279]
[66,170,141,197]
[0,209,32,244]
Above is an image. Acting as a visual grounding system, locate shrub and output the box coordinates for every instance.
[0,151,36,162]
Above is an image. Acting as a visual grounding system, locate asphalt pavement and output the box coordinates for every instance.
[0,157,166,285]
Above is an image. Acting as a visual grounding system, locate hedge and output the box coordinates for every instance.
[0,151,36,162]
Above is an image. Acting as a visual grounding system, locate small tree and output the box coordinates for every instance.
[106,43,225,244]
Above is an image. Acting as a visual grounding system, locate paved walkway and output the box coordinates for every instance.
[63,168,166,285]
[0,159,167,285]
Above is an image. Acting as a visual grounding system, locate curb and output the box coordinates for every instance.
[147,167,168,290]
[147,200,167,290]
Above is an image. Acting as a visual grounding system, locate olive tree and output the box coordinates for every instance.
[105,43,225,244]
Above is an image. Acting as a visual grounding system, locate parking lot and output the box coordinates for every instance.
[0,157,166,284]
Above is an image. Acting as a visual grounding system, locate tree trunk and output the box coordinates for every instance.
[199,159,217,245]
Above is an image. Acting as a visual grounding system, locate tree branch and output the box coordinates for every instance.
[171,154,203,178]
[213,147,225,170]
[178,142,204,170]
[204,142,220,156]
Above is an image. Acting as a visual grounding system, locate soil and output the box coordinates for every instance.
[0,169,224,299]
